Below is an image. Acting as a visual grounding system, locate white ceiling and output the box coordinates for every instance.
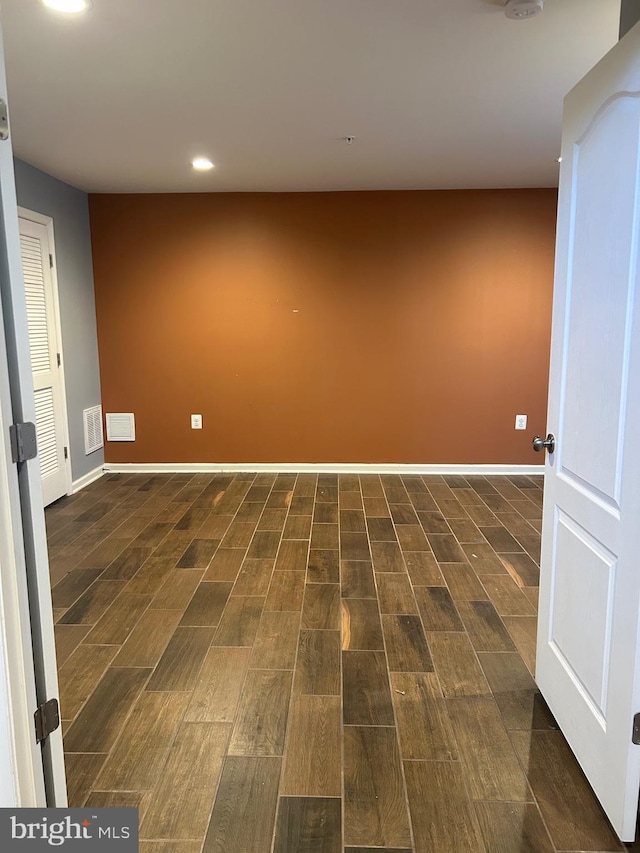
[1,0,620,193]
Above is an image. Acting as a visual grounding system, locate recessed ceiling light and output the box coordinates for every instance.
[191,157,215,171]
[42,0,91,13]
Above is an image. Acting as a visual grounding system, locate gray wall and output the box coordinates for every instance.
[13,159,103,482]
[620,0,640,38]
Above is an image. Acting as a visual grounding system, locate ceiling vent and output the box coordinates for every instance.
[105,412,136,442]
[505,0,543,19]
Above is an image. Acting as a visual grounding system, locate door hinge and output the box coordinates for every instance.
[0,98,8,141]
[633,713,640,745]
[57,352,61,367]
[9,422,38,463]
[49,253,53,269]
[34,698,60,745]
[64,446,68,460]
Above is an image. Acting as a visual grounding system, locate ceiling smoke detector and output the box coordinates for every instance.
[505,0,543,20]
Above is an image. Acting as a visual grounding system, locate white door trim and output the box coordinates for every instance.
[0,192,46,804]
[0,357,45,806]
[17,206,72,499]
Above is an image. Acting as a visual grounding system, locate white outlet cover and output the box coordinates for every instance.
[515,414,528,430]
[191,414,203,429]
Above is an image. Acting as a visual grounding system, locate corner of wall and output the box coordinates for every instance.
[13,159,104,482]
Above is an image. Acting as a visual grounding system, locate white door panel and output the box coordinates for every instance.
[537,23,640,842]
[18,218,67,506]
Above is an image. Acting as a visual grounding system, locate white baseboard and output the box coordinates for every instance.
[102,462,544,476]
[71,465,105,493]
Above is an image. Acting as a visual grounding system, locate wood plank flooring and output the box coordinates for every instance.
[46,471,630,852]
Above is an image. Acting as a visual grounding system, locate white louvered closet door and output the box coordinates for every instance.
[18,217,67,506]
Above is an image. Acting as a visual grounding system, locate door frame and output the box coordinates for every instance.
[0,19,67,804]
[0,69,48,802]
[17,206,72,501]
[0,315,46,806]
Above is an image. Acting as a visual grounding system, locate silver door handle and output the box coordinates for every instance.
[532,434,555,453]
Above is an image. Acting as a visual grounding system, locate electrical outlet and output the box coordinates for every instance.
[191,414,203,429]
[515,414,527,430]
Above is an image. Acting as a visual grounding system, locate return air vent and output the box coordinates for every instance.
[83,405,104,454]
[105,412,135,442]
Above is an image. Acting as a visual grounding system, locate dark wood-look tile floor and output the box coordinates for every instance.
[46,471,631,852]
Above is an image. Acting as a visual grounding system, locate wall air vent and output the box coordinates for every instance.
[83,405,104,454]
[105,412,135,442]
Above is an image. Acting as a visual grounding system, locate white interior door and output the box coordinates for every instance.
[536,22,640,843]
[18,216,68,506]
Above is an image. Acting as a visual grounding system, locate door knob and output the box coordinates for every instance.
[532,433,555,453]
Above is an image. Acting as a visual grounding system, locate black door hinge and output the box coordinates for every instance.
[34,698,60,745]
[9,422,38,463]
[64,446,68,460]
[633,713,640,745]
[49,254,53,269]
[57,352,61,367]
[0,97,8,141]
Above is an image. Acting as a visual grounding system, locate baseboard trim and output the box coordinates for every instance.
[102,462,544,476]
[71,465,105,493]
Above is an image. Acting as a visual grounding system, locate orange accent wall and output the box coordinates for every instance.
[89,189,556,465]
